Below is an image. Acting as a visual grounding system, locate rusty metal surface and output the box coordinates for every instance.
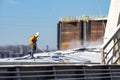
[57,20,107,50]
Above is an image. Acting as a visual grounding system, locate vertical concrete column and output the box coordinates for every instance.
[104,0,120,42]
[83,21,87,47]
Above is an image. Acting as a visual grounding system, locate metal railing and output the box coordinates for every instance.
[0,64,120,80]
[101,24,120,64]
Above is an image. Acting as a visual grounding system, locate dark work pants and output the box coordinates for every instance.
[30,45,36,58]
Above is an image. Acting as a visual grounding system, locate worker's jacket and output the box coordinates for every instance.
[29,35,38,47]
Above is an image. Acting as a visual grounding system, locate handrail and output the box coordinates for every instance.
[101,24,120,64]
[0,65,120,80]
[105,39,119,58]
[102,25,120,49]
[107,47,120,64]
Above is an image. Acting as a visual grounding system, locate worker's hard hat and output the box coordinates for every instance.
[35,32,40,37]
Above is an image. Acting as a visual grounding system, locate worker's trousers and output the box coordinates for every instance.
[30,45,36,58]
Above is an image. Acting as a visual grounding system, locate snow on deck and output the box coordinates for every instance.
[0,45,101,64]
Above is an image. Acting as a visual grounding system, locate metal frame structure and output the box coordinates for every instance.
[0,64,120,80]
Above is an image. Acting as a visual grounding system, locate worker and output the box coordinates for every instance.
[29,32,40,58]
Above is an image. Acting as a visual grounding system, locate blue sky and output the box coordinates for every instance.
[0,0,110,50]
